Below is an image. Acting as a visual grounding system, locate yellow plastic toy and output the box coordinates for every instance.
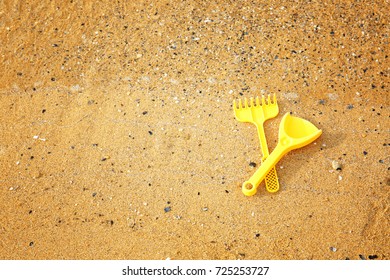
[233,94,280,192]
[242,113,322,196]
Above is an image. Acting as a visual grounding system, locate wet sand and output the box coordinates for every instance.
[0,0,389,259]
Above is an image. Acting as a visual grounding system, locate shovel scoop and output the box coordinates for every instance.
[242,113,322,196]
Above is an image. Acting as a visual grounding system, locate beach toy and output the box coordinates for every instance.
[233,94,280,192]
[242,113,322,196]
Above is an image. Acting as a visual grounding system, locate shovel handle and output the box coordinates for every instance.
[242,143,289,196]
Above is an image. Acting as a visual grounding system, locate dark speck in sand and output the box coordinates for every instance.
[249,162,257,168]
[347,104,354,109]
[164,207,171,213]
[359,254,366,260]
[368,255,378,259]
[318,99,325,105]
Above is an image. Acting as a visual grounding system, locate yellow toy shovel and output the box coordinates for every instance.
[242,113,322,196]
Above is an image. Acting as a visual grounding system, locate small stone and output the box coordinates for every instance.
[330,247,337,252]
[368,255,378,260]
[332,160,342,171]
[346,104,354,109]
[202,207,208,211]
[363,151,368,156]
[164,207,171,213]
[249,162,257,168]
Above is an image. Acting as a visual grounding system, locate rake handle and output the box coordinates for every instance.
[255,122,270,159]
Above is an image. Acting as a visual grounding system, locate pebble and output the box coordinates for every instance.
[164,207,171,213]
[330,247,337,252]
[332,160,342,171]
[202,207,208,211]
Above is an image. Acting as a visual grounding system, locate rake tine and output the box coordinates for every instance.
[255,96,260,107]
[249,97,254,107]
[261,95,266,106]
[244,98,248,108]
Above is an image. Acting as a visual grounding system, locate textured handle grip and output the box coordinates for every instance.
[265,166,280,193]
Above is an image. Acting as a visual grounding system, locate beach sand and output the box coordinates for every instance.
[0,0,388,259]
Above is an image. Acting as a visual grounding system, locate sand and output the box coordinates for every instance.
[0,0,389,260]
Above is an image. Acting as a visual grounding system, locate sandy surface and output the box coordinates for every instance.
[0,0,389,260]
